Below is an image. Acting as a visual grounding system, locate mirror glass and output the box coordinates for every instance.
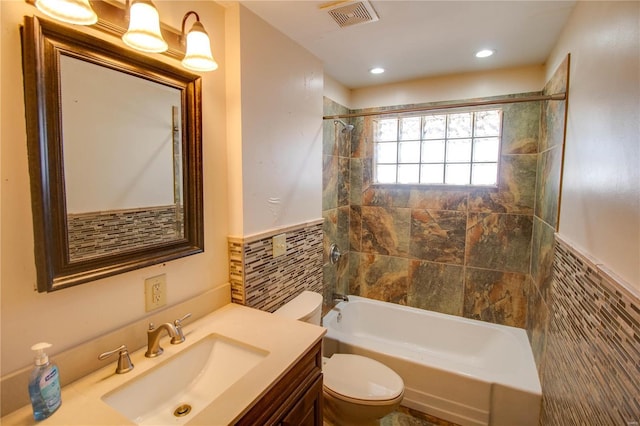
[22,16,204,292]
[60,56,184,262]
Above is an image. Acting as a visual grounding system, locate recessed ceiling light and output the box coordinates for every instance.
[369,67,385,74]
[475,49,495,58]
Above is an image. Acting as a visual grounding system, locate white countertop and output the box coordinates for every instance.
[2,303,325,425]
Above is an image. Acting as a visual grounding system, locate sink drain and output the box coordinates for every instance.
[174,404,192,417]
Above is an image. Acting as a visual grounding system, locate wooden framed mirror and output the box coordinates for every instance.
[21,15,204,292]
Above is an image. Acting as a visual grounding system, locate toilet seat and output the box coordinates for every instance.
[323,354,404,403]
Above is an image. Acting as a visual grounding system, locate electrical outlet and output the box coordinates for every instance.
[144,274,167,312]
[273,233,286,258]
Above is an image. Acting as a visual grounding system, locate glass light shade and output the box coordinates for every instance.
[181,22,218,72]
[122,0,167,53]
[35,0,97,25]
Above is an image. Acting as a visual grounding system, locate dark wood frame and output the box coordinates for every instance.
[21,15,204,292]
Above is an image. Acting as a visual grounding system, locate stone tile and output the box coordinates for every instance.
[352,115,374,159]
[544,55,569,95]
[407,189,468,211]
[363,156,373,189]
[322,155,338,210]
[539,56,568,153]
[337,123,352,159]
[350,158,363,206]
[469,154,537,214]
[407,260,464,316]
[409,209,467,265]
[539,99,566,153]
[465,213,533,274]
[325,406,458,426]
[348,251,361,296]
[323,97,348,156]
[322,262,336,307]
[349,205,362,252]
[335,206,350,256]
[357,253,409,304]
[322,209,338,265]
[463,268,527,328]
[501,101,541,154]
[361,206,411,256]
[337,157,350,208]
[363,186,411,207]
[526,276,549,374]
[535,146,562,227]
[530,216,556,303]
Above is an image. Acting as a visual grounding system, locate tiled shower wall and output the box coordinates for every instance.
[322,98,351,309]
[323,95,543,328]
[526,56,569,370]
[228,220,323,312]
[531,56,640,424]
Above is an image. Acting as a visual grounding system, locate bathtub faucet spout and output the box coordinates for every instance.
[333,293,349,302]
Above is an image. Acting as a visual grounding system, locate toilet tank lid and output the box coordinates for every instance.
[273,291,322,320]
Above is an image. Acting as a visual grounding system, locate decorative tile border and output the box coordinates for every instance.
[67,205,182,261]
[542,235,640,425]
[228,219,324,312]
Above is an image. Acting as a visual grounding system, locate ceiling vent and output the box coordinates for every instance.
[324,1,379,28]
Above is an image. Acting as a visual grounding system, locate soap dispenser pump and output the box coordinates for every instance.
[28,342,61,420]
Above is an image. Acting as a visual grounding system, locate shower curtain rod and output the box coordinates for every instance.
[323,93,566,120]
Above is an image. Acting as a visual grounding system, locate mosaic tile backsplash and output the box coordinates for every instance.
[228,220,323,312]
[541,236,640,425]
[67,205,182,261]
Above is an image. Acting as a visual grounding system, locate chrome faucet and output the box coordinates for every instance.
[145,322,179,358]
[333,293,349,302]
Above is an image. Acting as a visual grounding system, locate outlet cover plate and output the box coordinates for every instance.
[273,233,286,258]
[145,274,167,312]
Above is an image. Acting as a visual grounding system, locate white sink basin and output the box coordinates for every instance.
[102,333,269,425]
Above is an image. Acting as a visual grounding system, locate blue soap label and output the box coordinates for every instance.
[39,366,61,411]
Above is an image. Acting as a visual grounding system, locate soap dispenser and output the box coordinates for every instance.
[28,342,61,420]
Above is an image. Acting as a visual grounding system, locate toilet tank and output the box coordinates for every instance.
[273,291,323,325]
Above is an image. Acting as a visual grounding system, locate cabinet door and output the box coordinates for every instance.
[281,375,323,426]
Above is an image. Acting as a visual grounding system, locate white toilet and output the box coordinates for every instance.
[274,291,404,425]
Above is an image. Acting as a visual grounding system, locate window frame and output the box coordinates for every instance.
[372,107,504,188]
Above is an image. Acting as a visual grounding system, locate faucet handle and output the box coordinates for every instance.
[171,313,192,344]
[98,344,134,374]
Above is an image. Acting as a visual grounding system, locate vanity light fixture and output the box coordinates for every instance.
[122,0,168,53]
[34,0,97,25]
[180,11,218,72]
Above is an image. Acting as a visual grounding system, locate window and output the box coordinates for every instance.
[373,109,502,186]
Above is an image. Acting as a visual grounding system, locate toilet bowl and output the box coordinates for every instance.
[273,291,404,425]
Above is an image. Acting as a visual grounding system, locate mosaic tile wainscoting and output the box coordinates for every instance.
[542,236,640,424]
[67,205,183,261]
[228,220,324,312]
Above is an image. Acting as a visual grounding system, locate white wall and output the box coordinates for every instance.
[61,56,178,212]
[546,1,640,291]
[349,64,545,110]
[324,74,351,109]
[0,0,229,374]
[226,4,323,237]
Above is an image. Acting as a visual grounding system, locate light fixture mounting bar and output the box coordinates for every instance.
[26,0,185,60]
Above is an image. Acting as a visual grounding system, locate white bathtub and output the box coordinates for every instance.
[322,296,541,426]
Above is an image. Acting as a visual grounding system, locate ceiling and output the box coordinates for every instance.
[239,0,576,89]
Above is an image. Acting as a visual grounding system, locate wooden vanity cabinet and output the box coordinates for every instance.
[235,340,323,426]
